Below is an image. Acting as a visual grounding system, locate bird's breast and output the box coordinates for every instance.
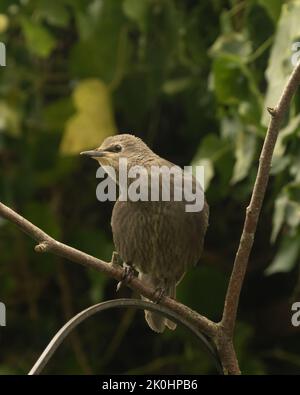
[111,199,208,282]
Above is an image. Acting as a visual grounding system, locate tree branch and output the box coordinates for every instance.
[0,201,217,340]
[221,62,300,336]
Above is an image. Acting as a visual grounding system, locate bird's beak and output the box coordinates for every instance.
[80,150,106,158]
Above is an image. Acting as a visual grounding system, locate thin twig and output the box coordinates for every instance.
[0,202,217,340]
[221,62,300,338]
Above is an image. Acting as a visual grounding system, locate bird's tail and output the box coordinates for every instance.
[139,273,176,333]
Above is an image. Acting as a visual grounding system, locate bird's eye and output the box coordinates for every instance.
[105,144,122,153]
[112,144,122,152]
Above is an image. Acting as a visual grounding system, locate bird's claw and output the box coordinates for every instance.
[116,265,135,292]
[153,287,166,304]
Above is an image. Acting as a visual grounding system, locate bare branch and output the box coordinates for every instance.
[0,202,217,339]
[221,62,300,336]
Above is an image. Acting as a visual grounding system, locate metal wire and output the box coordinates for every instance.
[28,298,222,375]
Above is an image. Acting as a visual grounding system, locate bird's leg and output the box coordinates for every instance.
[153,287,166,304]
[116,262,135,292]
[111,251,123,267]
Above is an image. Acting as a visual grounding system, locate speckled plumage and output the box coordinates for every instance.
[112,196,209,285]
[82,134,209,333]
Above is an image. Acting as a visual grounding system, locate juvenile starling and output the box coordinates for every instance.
[81,134,209,333]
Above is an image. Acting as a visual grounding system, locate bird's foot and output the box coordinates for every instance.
[153,287,166,304]
[116,264,135,292]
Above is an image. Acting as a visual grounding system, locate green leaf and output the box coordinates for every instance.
[290,157,300,182]
[0,13,9,33]
[211,56,249,105]
[273,114,300,159]
[286,199,300,228]
[209,30,263,106]
[21,17,56,58]
[271,115,300,174]
[238,101,262,129]
[192,158,214,191]
[60,79,117,155]
[210,32,252,59]
[35,0,70,27]
[162,77,192,95]
[270,156,290,175]
[192,134,226,189]
[266,233,300,275]
[231,131,256,184]
[271,184,300,243]
[258,0,282,23]
[271,194,288,243]
[70,0,126,81]
[0,101,21,136]
[262,1,300,125]
[122,0,150,31]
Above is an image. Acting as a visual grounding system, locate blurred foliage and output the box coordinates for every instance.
[0,0,300,375]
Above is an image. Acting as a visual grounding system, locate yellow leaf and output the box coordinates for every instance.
[0,14,9,33]
[60,79,116,155]
[0,102,20,137]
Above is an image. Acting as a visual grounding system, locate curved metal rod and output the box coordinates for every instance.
[28,298,222,375]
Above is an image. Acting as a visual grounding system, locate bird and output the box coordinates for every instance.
[81,134,209,333]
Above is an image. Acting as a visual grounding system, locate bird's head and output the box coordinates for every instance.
[80,134,155,171]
